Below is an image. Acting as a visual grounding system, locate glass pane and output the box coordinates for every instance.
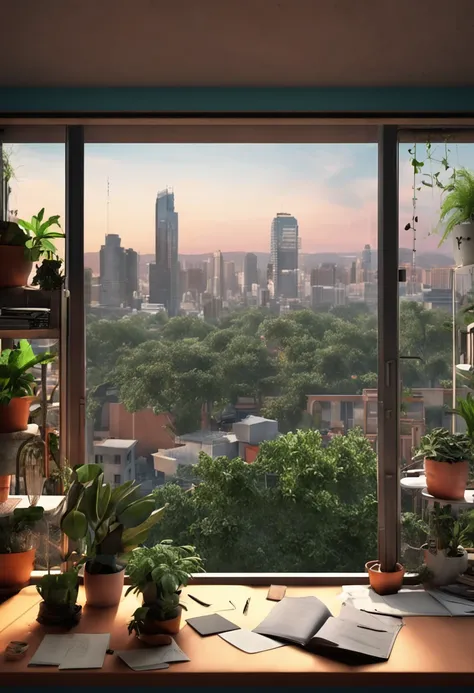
[84,142,378,572]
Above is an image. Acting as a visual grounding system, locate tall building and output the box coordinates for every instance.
[84,267,92,308]
[311,263,337,287]
[271,213,299,299]
[99,234,124,307]
[225,261,238,295]
[187,267,206,294]
[149,188,179,316]
[361,244,372,278]
[124,248,138,307]
[212,250,225,299]
[424,267,452,290]
[244,252,258,293]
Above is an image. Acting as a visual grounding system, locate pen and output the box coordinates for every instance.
[243,597,251,615]
[188,594,212,607]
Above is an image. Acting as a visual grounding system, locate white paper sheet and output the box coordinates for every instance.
[116,638,190,671]
[29,634,77,666]
[219,629,285,654]
[343,586,450,616]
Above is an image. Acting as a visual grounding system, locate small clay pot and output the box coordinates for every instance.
[366,560,405,595]
[140,607,182,636]
[84,564,125,607]
[0,245,32,289]
[37,602,82,628]
[0,548,36,588]
[0,397,33,434]
[424,458,469,501]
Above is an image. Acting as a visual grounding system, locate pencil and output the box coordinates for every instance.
[243,597,250,614]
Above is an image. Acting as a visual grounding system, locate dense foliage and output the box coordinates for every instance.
[150,429,378,572]
[87,301,451,434]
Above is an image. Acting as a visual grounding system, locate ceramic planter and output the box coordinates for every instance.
[0,475,10,502]
[452,222,474,267]
[0,246,32,288]
[84,564,125,607]
[37,602,82,627]
[139,606,182,637]
[0,397,33,434]
[365,560,405,595]
[0,548,36,588]
[424,546,468,586]
[424,458,469,500]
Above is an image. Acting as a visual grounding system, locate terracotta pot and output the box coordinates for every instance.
[0,475,10,502]
[37,602,82,627]
[84,565,125,607]
[0,548,36,588]
[0,246,32,289]
[0,398,33,434]
[424,458,469,501]
[366,560,405,595]
[141,607,182,635]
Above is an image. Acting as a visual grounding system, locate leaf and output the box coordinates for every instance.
[16,218,35,233]
[118,497,155,529]
[37,208,45,223]
[97,481,112,521]
[76,463,103,484]
[404,223,411,231]
[61,509,88,540]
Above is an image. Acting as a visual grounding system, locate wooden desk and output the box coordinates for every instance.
[1,584,474,685]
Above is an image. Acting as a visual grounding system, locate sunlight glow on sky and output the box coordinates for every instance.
[7,142,471,255]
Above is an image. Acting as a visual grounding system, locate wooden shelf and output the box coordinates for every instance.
[0,329,60,339]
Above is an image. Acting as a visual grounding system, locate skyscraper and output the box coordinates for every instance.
[244,252,258,294]
[225,261,238,296]
[271,213,299,299]
[124,248,138,307]
[99,234,124,307]
[212,250,225,299]
[361,244,372,281]
[149,188,179,316]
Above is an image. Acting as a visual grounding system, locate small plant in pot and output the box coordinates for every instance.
[423,503,470,586]
[412,428,472,501]
[61,463,166,608]
[365,559,405,595]
[36,569,82,627]
[127,541,204,642]
[438,168,474,267]
[0,506,44,589]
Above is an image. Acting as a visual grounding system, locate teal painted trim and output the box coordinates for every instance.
[1,87,474,114]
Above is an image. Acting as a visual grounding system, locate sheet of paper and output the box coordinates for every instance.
[344,586,450,616]
[254,596,332,646]
[338,603,402,632]
[313,617,398,660]
[29,634,77,666]
[59,633,110,670]
[219,629,285,654]
[428,590,474,616]
[116,639,190,670]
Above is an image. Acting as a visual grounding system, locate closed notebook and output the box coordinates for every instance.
[254,596,402,663]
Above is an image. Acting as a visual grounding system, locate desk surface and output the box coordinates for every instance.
[2,584,474,685]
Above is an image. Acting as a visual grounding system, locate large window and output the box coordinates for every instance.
[84,141,379,572]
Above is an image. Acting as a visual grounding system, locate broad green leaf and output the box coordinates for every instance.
[121,506,166,550]
[118,497,154,529]
[76,463,103,484]
[16,218,35,232]
[115,483,142,515]
[97,481,112,521]
[61,509,88,540]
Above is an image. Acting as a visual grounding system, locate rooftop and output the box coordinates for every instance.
[95,438,137,450]
[177,430,238,444]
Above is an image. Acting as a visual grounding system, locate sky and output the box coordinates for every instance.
[7,141,473,256]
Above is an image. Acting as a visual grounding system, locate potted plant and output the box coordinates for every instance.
[0,506,44,588]
[365,560,405,595]
[0,209,64,289]
[127,541,204,641]
[423,503,469,586]
[0,339,56,437]
[438,168,474,267]
[36,569,82,627]
[412,428,472,500]
[61,463,166,608]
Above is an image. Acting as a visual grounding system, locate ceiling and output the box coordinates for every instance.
[3,0,474,87]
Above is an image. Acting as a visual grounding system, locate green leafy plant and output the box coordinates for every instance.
[61,463,166,575]
[126,541,204,634]
[453,393,474,442]
[439,168,474,243]
[429,503,470,557]
[36,570,79,605]
[0,506,44,553]
[32,258,64,290]
[17,208,64,262]
[412,427,473,464]
[0,340,56,405]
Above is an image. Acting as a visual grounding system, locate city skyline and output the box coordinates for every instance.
[8,142,470,256]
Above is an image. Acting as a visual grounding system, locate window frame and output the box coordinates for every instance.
[1,116,471,584]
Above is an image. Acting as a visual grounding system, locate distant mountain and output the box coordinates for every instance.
[84,247,455,277]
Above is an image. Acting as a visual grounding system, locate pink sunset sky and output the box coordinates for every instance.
[6,142,466,256]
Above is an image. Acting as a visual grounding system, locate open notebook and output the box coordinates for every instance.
[254,596,402,663]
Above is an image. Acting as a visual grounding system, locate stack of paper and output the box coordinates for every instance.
[29,634,110,669]
[116,639,189,671]
[342,585,474,617]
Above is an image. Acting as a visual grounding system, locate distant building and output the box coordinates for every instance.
[244,252,259,293]
[187,267,206,294]
[93,438,137,487]
[311,285,346,310]
[203,293,222,319]
[311,263,337,287]
[149,189,179,316]
[225,260,238,295]
[361,244,372,280]
[84,267,92,307]
[423,287,452,311]
[423,267,452,290]
[212,250,225,299]
[124,248,138,307]
[271,212,299,299]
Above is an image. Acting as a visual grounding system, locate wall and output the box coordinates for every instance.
[108,404,175,458]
